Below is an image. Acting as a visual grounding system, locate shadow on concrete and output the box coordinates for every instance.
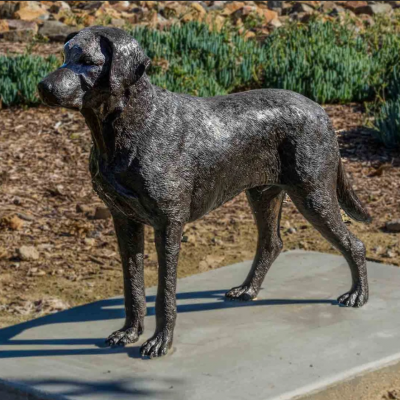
[0,289,336,360]
[1,376,185,400]
[23,376,181,399]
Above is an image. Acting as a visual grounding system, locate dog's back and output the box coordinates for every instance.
[147,87,338,219]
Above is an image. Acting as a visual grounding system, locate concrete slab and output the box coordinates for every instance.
[0,250,400,400]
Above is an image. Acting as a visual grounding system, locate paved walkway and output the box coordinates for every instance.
[1,250,400,400]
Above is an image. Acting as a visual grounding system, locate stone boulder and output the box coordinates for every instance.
[39,20,77,42]
[0,2,19,19]
[0,19,38,42]
[14,1,50,21]
[354,3,393,15]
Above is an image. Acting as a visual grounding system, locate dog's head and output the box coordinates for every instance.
[38,26,151,109]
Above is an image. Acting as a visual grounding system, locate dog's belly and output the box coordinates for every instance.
[187,149,279,222]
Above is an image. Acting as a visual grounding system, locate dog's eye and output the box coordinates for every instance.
[81,58,94,66]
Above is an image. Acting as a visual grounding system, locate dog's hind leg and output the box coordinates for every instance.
[225,186,284,301]
[287,186,369,307]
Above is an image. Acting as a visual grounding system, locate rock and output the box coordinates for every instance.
[2,28,36,42]
[342,1,368,12]
[289,3,315,14]
[384,249,396,259]
[358,14,375,26]
[37,243,53,251]
[39,20,76,42]
[84,238,96,246]
[8,215,24,231]
[0,247,8,260]
[373,246,383,254]
[386,220,400,233]
[3,19,38,32]
[207,3,226,11]
[198,260,209,272]
[48,1,71,14]
[0,2,18,19]
[16,212,35,221]
[199,254,225,272]
[320,2,337,12]
[94,3,122,19]
[232,5,257,21]
[78,1,103,12]
[298,1,321,8]
[76,204,94,214]
[17,246,39,261]
[161,2,188,18]
[34,298,70,315]
[0,214,24,231]
[260,8,279,23]
[301,12,317,23]
[181,235,189,243]
[0,19,9,32]
[244,30,256,39]
[267,1,283,11]
[111,18,126,28]
[269,17,283,28]
[355,3,393,15]
[287,227,297,234]
[109,1,131,12]
[140,1,159,9]
[329,6,347,17]
[221,1,246,15]
[204,13,226,31]
[191,2,206,15]
[93,206,112,220]
[14,1,50,21]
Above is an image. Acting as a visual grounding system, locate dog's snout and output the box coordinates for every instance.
[37,68,83,109]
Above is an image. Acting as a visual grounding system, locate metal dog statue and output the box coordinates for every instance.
[38,26,371,358]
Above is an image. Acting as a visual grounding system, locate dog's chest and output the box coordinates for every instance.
[88,148,152,224]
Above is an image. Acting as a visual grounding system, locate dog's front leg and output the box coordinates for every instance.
[140,222,183,358]
[106,214,146,347]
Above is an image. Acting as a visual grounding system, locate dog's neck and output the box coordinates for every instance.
[81,74,156,164]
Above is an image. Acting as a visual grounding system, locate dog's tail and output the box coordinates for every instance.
[337,158,372,223]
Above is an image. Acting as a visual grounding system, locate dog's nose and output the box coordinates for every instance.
[37,78,60,106]
[37,79,52,97]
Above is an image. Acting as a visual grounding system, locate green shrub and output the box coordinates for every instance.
[0,54,59,107]
[130,20,400,103]
[260,21,372,103]
[0,18,399,112]
[370,67,400,148]
[129,22,266,96]
[372,97,400,148]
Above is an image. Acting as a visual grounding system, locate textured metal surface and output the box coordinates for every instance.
[38,26,372,358]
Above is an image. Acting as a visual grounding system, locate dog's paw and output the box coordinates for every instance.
[140,330,172,359]
[225,285,258,301]
[338,285,369,308]
[105,326,142,347]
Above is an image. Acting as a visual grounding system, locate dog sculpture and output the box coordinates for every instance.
[38,26,371,358]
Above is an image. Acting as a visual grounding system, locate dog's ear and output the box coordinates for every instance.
[102,34,151,96]
[64,32,79,45]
